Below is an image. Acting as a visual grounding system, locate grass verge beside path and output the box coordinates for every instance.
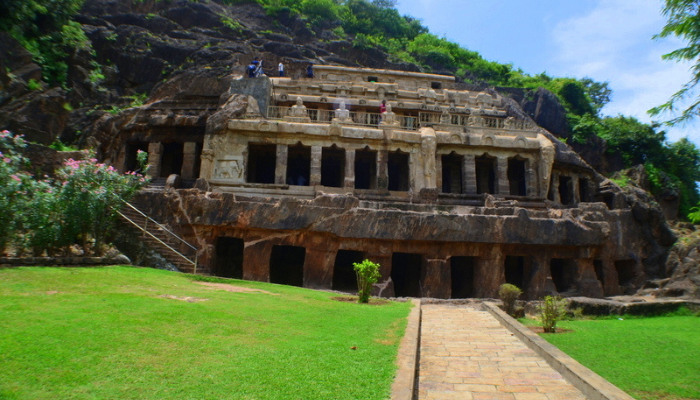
[535,314,700,400]
[0,266,412,400]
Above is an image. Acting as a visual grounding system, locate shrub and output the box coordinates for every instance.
[353,259,380,304]
[539,296,569,333]
[498,283,522,317]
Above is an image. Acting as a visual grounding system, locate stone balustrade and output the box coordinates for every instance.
[265,106,535,132]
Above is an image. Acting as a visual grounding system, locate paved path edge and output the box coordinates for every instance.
[482,302,635,400]
[391,299,421,400]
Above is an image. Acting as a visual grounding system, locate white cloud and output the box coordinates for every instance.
[552,0,699,144]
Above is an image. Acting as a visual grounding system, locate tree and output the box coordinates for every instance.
[649,0,700,125]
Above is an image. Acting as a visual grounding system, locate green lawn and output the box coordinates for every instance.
[0,266,412,400]
[536,314,700,400]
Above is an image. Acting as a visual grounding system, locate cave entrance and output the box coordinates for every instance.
[450,256,475,298]
[269,245,305,287]
[286,144,311,186]
[388,151,409,191]
[559,175,574,205]
[579,178,590,202]
[321,145,345,188]
[475,155,496,194]
[355,148,377,189]
[124,141,149,174]
[594,259,604,285]
[504,255,527,290]
[332,250,364,292]
[508,157,527,196]
[550,258,577,293]
[247,143,276,184]
[160,142,184,177]
[214,237,244,279]
[442,153,463,194]
[615,260,637,287]
[391,252,422,297]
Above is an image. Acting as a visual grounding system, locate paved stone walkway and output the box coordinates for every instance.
[418,304,588,400]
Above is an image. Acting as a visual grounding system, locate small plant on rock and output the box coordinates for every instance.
[498,283,522,317]
[353,259,381,304]
[538,295,569,333]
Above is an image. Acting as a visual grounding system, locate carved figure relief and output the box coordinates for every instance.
[214,157,245,181]
[421,133,437,188]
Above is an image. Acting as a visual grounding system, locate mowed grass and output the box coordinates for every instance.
[538,314,700,400]
[0,266,412,400]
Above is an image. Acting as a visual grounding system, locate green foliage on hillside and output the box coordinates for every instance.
[0,0,89,85]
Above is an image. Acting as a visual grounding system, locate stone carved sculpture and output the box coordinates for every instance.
[333,100,352,123]
[380,103,400,126]
[440,109,451,125]
[286,96,311,122]
[421,132,437,189]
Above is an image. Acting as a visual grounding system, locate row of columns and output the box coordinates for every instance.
[550,171,593,204]
[268,143,537,195]
[146,142,199,179]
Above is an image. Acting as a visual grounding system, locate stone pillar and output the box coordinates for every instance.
[526,165,536,197]
[463,154,477,195]
[181,142,198,179]
[304,246,337,289]
[377,150,389,190]
[435,154,443,192]
[369,253,394,297]
[422,257,450,299]
[199,149,214,180]
[310,145,322,186]
[572,174,581,204]
[344,149,355,188]
[575,258,604,298]
[473,251,504,298]
[242,240,273,283]
[525,252,553,300]
[147,142,163,178]
[275,144,288,185]
[551,172,560,203]
[496,156,510,196]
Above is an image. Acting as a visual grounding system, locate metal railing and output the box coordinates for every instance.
[117,200,198,274]
[266,106,535,131]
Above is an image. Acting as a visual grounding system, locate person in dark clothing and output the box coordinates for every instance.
[306,64,314,79]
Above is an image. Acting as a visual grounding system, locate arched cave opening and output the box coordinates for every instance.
[391,252,422,297]
[475,155,496,194]
[355,148,377,189]
[504,255,528,291]
[332,250,364,292]
[269,245,305,287]
[450,256,475,298]
[160,142,184,177]
[507,157,527,196]
[286,144,311,186]
[550,258,577,293]
[321,146,345,188]
[247,143,276,184]
[559,175,574,205]
[388,151,409,191]
[442,153,463,194]
[214,237,244,279]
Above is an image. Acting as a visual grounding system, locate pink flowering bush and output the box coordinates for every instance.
[0,131,150,256]
[0,131,34,253]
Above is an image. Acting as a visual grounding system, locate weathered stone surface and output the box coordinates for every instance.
[0,88,70,145]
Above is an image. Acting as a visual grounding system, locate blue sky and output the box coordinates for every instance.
[394,0,699,145]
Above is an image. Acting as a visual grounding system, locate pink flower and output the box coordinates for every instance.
[3,158,10,163]
[10,175,20,182]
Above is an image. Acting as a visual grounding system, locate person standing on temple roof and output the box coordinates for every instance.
[247,61,256,78]
[278,62,285,77]
[254,59,264,77]
[379,99,387,114]
[306,63,314,79]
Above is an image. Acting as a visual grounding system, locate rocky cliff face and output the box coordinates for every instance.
[0,0,688,296]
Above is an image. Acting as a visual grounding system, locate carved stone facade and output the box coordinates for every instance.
[120,66,674,300]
